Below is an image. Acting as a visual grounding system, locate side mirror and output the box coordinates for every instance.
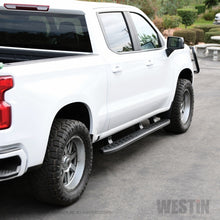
[166,36,184,57]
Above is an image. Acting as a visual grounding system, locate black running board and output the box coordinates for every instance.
[101,119,170,154]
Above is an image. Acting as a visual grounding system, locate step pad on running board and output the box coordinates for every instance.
[101,119,170,154]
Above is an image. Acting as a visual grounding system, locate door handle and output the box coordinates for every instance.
[112,65,122,74]
[146,60,153,67]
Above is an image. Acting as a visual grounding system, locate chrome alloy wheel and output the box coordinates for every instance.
[180,89,191,124]
[61,136,86,190]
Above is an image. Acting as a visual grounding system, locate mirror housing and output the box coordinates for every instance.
[166,36,184,57]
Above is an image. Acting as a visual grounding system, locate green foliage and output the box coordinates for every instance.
[177,9,198,28]
[191,28,205,43]
[204,31,220,43]
[133,0,155,19]
[204,0,219,9]
[159,0,190,16]
[203,11,216,20]
[153,16,165,32]
[126,0,217,18]
[140,6,155,19]
[173,29,196,45]
[139,33,159,48]
[195,4,206,14]
[193,24,218,32]
[209,28,220,32]
[163,15,182,29]
[125,0,219,20]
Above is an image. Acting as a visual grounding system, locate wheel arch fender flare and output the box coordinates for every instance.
[168,68,194,110]
[53,102,93,132]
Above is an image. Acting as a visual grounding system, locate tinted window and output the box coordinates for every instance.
[0,11,92,52]
[130,13,160,50]
[99,12,133,53]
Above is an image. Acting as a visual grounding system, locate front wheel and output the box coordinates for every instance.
[30,119,93,206]
[163,78,194,134]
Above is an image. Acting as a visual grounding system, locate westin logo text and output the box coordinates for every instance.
[157,199,209,215]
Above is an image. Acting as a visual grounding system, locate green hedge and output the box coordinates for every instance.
[163,15,182,29]
[177,9,198,28]
[153,16,165,32]
[203,8,220,20]
[191,28,205,43]
[203,11,216,21]
[173,29,196,45]
[195,4,206,14]
[193,24,218,33]
[209,28,220,32]
[204,31,220,43]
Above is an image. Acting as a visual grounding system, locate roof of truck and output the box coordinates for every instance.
[1,0,136,12]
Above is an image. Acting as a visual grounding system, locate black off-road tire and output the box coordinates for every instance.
[29,119,93,206]
[163,78,194,134]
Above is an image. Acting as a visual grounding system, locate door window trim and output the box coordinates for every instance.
[97,11,140,54]
[127,12,164,51]
[97,11,165,54]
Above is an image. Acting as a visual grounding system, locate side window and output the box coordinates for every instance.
[99,12,133,53]
[130,13,161,50]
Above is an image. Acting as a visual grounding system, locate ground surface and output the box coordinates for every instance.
[0,58,220,220]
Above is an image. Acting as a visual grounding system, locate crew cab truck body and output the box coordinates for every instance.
[0,0,198,205]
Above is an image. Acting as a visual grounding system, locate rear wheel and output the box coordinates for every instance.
[30,119,92,206]
[163,78,194,133]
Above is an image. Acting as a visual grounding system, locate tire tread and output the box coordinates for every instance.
[29,119,93,206]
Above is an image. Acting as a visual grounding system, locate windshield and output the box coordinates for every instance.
[0,11,92,52]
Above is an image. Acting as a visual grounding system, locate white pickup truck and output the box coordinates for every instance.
[0,0,199,205]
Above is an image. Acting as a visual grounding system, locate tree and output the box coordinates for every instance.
[130,0,156,19]
[159,0,190,16]
[204,0,219,9]
[163,15,182,29]
[177,9,198,29]
[163,15,182,35]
